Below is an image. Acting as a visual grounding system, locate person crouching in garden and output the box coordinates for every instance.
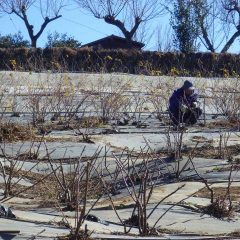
[169,80,202,127]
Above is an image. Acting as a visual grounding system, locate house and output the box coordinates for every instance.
[81,35,144,50]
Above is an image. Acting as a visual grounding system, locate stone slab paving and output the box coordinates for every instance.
[100,182,206,207]
[90,204,240,235]
[91,233,237,240]
[11,156,118,175]
[1,141,110,160]
[96,131,240,153]
[0,218,69,239]
[4,205,240,237]
[0,175,32,187]
[0,157,33,187]
[150,156,240,183]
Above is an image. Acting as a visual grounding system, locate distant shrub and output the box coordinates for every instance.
[46,32,81,49]
[0,32,30,48]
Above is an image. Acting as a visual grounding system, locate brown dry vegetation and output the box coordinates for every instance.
[0,118,104,144]
[157,144,240,160]
[183,144,240,160]
[194,186,240,202]
[1,167,104,208]
[229,231,240,237]
[0,122,34,142]
[2,48,240,77]
[58,231,93,240]
[206,119,240,129]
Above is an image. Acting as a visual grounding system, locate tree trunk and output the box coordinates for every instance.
[31,38,37,48]
[104,15,141,43]
[200,23,215,52]
[221,31,240,53]
[19,7,61,48]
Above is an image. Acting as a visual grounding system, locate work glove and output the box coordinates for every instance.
[181,104,188,112]
[191,102,198,108]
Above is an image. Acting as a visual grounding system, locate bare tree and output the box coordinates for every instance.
[166,0,240,52]
[0,0,66,47]
[220,0,240,52]
[156,25,174,52]
[191,0,219,52]
[75,0,165,43]
[189,0,240,52]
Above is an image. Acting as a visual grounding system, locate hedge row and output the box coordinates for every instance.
[1,47,240,77]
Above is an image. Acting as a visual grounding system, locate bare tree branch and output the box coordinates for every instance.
[0,0,66,47]
[75,0,165,43]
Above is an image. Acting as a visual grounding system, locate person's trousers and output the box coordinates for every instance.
[170,107,202,125]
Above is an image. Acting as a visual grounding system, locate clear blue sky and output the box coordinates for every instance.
[0,4,114,46]
[0,2,163,50]
[0,2,239,53]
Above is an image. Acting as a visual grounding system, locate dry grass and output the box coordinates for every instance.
[194,186,240,202]
[0,122,34,142]
[0,176,59,204]
[124,214,139,227]
[201,198,233,219]
[184,144,240,159]
[157,144,240,160]
[206,119,240,129]
[58,231,93,240]
[1,167,104,207]
[229,230,240,237]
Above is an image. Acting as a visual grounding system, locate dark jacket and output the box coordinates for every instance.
[169,88,198,114]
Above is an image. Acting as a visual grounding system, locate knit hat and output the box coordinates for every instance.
[183,80,194,90]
